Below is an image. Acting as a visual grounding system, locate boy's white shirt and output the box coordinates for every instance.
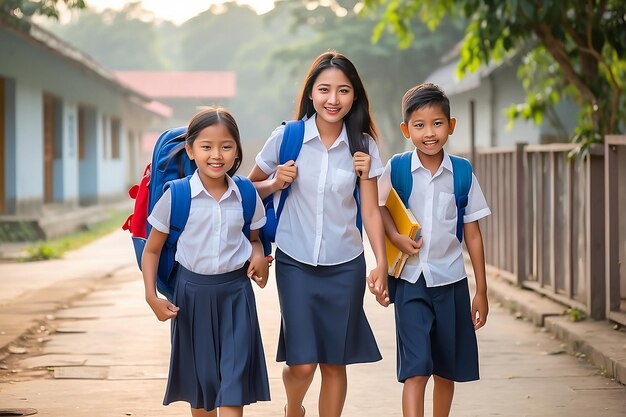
[255,114,384,266]
[378,150,491,287]
[148,171,266,275]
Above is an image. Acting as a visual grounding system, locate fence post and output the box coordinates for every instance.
[515,143,527,286]
[587,144,605,319]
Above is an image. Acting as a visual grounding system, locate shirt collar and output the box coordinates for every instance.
[303,114,349,148]
[410,149,453,174]
[189,170,240,202]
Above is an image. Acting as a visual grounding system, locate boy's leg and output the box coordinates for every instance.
[319,364,347,417]
[402,376,429,417]
[432,375,454,417]
[283,363,317,417]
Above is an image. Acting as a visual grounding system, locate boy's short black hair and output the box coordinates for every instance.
[402,83,451,124]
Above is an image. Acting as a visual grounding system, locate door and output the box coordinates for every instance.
[0,78,5,213]
[43,94,55,203]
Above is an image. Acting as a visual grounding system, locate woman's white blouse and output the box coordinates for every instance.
[148,171,266,275]
[255,115,384,266]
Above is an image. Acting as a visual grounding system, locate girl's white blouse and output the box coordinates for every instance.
[149,171,266,275]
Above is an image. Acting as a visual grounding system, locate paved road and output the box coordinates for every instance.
[0,231,625,416]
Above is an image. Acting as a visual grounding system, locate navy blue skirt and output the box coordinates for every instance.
[275,249,382,365]
[163,265,270,410]
[394,276,479,383]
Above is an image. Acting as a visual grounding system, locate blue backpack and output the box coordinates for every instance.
[125,127,257,300]
[259,120,363,256]
[387,151,472,302]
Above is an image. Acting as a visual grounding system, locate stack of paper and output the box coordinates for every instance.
[385,188,421,278]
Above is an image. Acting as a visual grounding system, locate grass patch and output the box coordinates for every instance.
[22,209,128,261]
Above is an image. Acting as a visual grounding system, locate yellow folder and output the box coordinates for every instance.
[385,188,420,278]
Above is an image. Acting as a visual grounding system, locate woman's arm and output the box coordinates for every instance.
[359,177,389,306]
[249,162,298,200]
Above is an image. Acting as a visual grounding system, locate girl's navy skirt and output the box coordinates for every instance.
[275,248,382,365]
[163,265,270,411]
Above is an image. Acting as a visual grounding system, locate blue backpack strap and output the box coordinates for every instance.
[450,155,472,242]
[390,151,414,207]
[275,120,305,219]
[233,175,256,239]
[164,176,192,248]
[156,176,191,300]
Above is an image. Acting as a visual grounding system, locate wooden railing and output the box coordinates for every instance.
[474,139,624,323]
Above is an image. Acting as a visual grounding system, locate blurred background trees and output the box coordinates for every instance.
[39,0,463,156]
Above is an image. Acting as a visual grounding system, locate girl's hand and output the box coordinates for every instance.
[393,235,423,256]
[274,160,298,191]
[353,151,371,179]
[247,254,270,288]
[146,295,179,321]
[367,263,390,307]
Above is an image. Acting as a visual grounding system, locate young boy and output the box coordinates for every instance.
[378,83,490,417]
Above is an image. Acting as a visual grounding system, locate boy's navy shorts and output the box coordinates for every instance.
[394,276,479,382]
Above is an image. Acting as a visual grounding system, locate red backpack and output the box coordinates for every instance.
[122,164,150,239]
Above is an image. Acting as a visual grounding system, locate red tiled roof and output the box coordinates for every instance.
[115,71,236,99]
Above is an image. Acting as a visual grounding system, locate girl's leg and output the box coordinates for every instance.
[191,407,217,417]
[283,363,317,417]
[432,375,454,417]
[402,376,429,417]
[318,364,347,417]
[218,406,244,417]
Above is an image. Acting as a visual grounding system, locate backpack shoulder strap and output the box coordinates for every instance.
[275,120,305,219]
[163,176,192,247]
[233,175,256,239]
[390,151,414,207]
[450,155,472,242]
[279,120,305,164]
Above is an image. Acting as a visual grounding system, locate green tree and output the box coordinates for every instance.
[364,0,626,150]
[46,2,169,70]
[265,0,464,155]
[1,0,85,22]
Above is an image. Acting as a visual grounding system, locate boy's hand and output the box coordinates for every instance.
[274,160,298,190]
[367,264,390,307]
[353,151,371,179]
[146,295,179,322]
[393,234,423,256]
[472,292,489,330]
[247,254,269,288]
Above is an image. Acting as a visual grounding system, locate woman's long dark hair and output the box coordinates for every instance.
[185,106,242,176]
[295,51,378,155]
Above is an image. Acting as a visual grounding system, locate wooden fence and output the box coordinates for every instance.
[474,137,625,324]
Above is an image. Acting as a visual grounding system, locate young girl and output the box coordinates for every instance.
[142,107,271,417]
[249,51,389,417]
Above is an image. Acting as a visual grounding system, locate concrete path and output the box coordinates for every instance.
[0,230,625,416]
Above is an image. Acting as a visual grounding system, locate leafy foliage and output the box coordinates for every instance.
[363,0,626,151]
[0,0,85,28]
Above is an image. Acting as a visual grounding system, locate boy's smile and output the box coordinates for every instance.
[401,104,456,161]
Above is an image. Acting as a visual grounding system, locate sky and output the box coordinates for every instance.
[83,0,277,24]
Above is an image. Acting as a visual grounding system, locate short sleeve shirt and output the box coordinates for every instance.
[378,150,491,286]
[255,114,384,266]
[148,171,266,275]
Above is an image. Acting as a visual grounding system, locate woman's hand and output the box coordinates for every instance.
[273,160,298,191]
[353,151,371,179]
[367,263,390,307]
